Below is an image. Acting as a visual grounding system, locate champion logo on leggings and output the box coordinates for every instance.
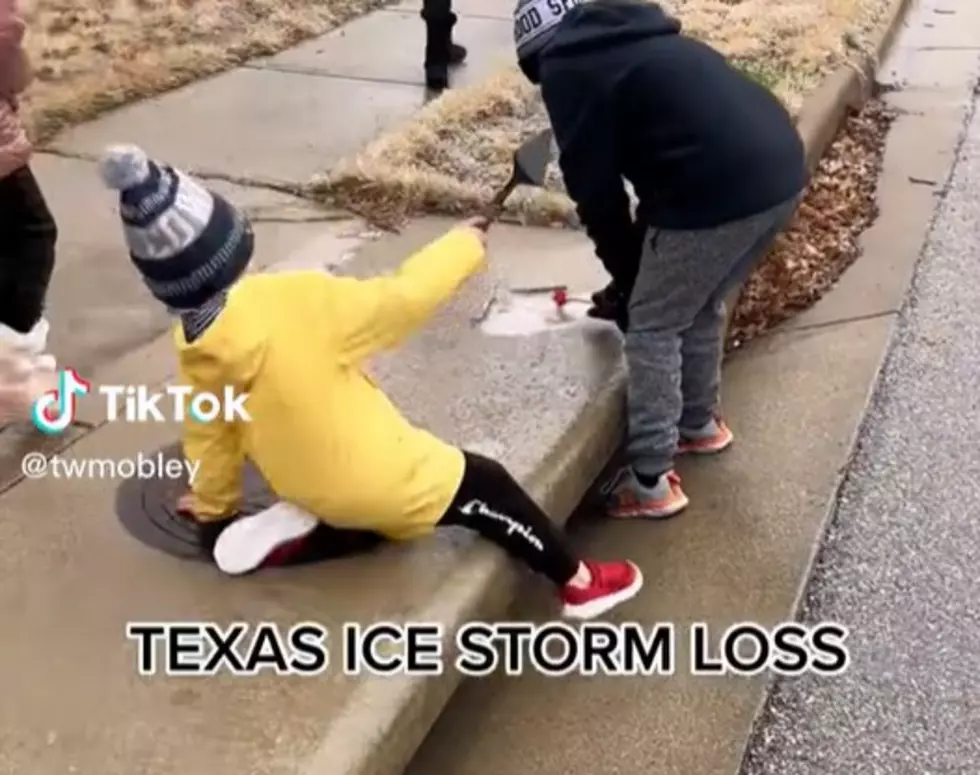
[459,499,544,551]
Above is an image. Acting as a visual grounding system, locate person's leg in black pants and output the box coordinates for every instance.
[0,165,57,336]
[437,451,644,619]
[420,0,467,92]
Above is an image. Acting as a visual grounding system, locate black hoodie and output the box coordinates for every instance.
[535,0,807,285]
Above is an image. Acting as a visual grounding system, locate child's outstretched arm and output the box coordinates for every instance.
[324,218,488,363]
[178,366,247,519]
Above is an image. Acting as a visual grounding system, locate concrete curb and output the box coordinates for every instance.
[301,376,627,775]
[313,3,916,775]
[795,0,914,171]
[724,0,911,348]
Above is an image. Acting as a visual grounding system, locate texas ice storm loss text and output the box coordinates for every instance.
[126,621,850,677]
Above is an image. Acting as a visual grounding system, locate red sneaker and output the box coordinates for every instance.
[561,560,644,620]
[212,504,319,575]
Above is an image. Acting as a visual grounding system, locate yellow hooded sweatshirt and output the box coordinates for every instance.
[176,226,485,540]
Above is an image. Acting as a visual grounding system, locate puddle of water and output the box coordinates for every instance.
[479,291,607,337]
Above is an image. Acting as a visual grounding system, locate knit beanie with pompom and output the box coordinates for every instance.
[98,144,254,311]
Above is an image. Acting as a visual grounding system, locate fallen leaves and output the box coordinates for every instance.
[726,98,895,350]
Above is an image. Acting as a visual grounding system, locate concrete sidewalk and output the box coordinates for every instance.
[43,0,513,185]
[397,2,980,773]
[0,9,539,772]
[0,0,515,479]
[26,0,513,381]
[2,1,969,774]
[0,219,623,775]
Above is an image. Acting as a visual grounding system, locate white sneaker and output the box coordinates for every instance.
[212,503,319,575]
[0,318,51,357]
[0,320,58,425]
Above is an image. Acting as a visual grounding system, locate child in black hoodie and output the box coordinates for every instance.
[514,0,806,519]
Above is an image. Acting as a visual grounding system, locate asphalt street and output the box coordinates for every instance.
[741,72,980,775]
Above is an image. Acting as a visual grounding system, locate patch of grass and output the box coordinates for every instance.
[730,58,785,91]
[314,68,575,228]
[20,0,395,142]
[315,0,896,226]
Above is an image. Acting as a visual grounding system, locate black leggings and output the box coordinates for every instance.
[0,165,57,334]
[438,451,581,586]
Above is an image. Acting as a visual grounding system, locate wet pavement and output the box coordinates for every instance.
[741,65,980,775]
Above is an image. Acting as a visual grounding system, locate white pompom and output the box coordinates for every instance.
[99,144,151,190]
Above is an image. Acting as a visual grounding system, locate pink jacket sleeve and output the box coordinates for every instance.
[0,0,31,178]
[0,0,30,99]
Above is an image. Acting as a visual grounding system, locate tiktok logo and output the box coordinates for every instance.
[31,369,92,435]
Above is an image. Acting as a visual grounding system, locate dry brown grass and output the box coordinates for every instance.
[317,69,569,228]
[20,0,394,142]
[315,0,895,225]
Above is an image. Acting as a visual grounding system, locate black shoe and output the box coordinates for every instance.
[449,42,467,66]
[425,63,450,92]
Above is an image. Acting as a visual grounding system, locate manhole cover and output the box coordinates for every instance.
[115,442,385,564]
[115,441,279,561]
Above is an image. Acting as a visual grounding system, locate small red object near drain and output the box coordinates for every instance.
[552,287,569,309]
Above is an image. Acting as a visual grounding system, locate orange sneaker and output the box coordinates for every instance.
[677,416,734,456]
[603,468,689,520]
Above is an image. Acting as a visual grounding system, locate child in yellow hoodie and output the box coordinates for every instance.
[98,145,642,620]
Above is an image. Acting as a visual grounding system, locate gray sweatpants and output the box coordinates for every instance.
[625,196,799,479]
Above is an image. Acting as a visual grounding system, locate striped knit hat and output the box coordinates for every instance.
[98,145,254,310]
[514,0,585,61]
